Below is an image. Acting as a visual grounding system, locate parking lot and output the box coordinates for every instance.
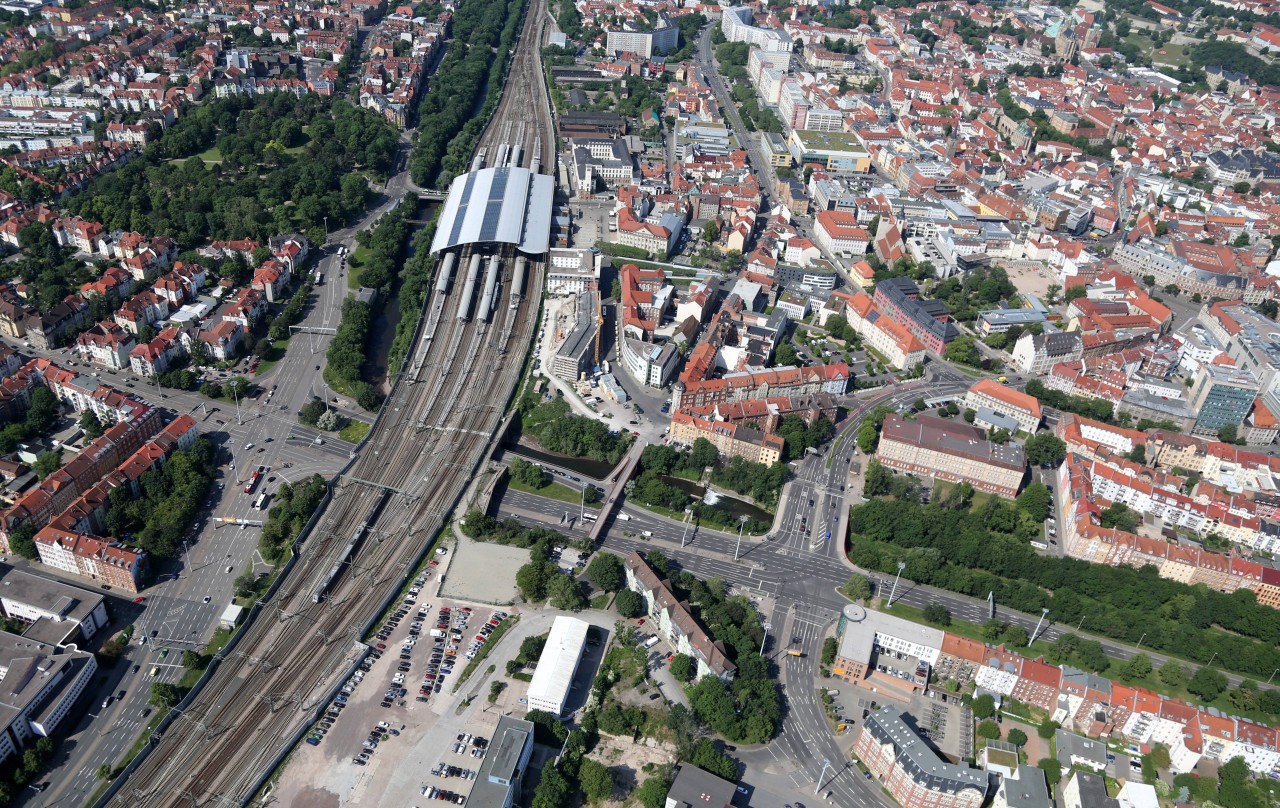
[267,575,515,807]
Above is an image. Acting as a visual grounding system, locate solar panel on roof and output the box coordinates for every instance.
[446,171,479,247]
[479,168,509,242]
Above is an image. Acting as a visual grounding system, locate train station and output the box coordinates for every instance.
[428,165,554,255]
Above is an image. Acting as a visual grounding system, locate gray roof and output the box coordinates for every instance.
[1033,331,1082,358]
[468,714,534,807]
[666,764,736,808]
[865,706,990,797]
[430,166,554,255]
[1056,729,1109,768]
[998,764,1053,808]
[1065,770,1119,808]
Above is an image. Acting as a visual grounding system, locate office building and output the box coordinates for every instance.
[0,568,108,648]
[1188,363,1259,437]
[526,616,589,717]
[832,604,942,686]
[468,714,535,808]
[552,288,598,382]
[0,630,97,764]
[854,705,990,808]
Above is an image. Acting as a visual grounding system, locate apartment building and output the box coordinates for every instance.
[605,16,678,58]
[877,414,1026,498]
[1011,331,1084,374]
[854,705,990,808]
[672,360,850,412]
[836,291,926,370]
[669,412,785,465]
[963,379,1042,435]
[74,320,136,370]
[721,6,791,53]
[622,552,736,681]
[873,278,958,354]
[34,528,146,592]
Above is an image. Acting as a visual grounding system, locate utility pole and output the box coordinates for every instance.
[1029,608,1050,647]
[886,561,906,607]
[815,759,831,796]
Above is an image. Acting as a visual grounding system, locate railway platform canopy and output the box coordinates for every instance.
[429,165,553,255]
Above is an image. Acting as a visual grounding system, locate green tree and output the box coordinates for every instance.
[1119,653,1153,682]
[977,720,1001,740]
[80,410,105,439]
[1037,718,1060,739]
[1099,502,1139,532]
[702,221,720,243]
[1187,666,1228,701]
[634,775,672,808]
[1037,757,1062,787]
[856,419,879,453]
[585,552,624,591]
[32,451,62,480]
[669,653,696,682]
[971,694,996,719]
[821,636,838,666]
[1016,482,1052,521]
[615,588,644,618]
[516,561,553,602]
[1023,433,1067,466]
[1007,728,1028,747]
[1064,285,1087,302]
[299,397,326,426]
[1002,624,1029,647]
[149,682,183,708]
[1158,660,1187,689]
[579,758,614,803]
[8,522,37,560]
[1217,424,1240,444]
[548,573,587,611]
[510,458,548,489]
[944,335,982,367]
[842,574,872,602]
[923,603,951,626]
[775,341,799,367]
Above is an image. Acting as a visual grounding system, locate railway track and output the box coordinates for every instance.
[105,0,554,803]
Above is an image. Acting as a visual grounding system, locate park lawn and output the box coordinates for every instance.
[252,336,291,379]
[282,128,312,155]
[346,243,372,289]
[339,419,371,443]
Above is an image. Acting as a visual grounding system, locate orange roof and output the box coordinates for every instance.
[967,378,1042,419]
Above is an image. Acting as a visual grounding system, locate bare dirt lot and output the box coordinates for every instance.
[590,733,678,804]
[437,530,526,604]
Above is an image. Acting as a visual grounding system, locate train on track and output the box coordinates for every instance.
[311,489,392,603]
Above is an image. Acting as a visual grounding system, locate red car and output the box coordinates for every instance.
[376,643,386,650]
[637,618,645,626]
[133,596,146,603]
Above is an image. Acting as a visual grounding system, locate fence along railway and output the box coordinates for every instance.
[103,0,556,803]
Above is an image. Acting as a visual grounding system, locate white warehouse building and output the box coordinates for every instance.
[525,616,589,717]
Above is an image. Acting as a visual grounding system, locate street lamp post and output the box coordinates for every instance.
[1206,652,1218,668]
[886,561,907,607]
[760,623,770,656]
[1268,669,1278,685]
[680,509,692,548]
[1136,632,1147,649]
[1077,615,1087,632]
[579,485,586,522]
[815,759,831,796]
[1029,608,1050,647]
[230,380,242,425]
[734,515,748,561]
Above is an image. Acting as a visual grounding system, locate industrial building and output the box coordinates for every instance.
[525,616,589,717]
[429,166,554,255]
[468,714,535,808]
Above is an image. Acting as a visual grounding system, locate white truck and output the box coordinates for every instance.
[617,513,632,521]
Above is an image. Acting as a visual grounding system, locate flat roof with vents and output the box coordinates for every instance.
[429,166,554,255]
